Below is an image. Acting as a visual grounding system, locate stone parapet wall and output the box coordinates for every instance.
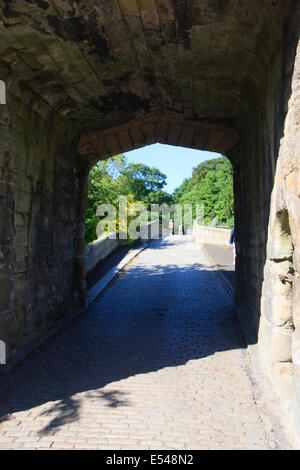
[85,234,121,273]
[193,222,231,249]
[85,220,160,274]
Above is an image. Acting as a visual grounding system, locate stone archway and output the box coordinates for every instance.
[0,0,299,440]
[77,113,239,163]
[75,114,239,299]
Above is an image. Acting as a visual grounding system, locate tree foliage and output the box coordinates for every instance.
[85,155,171,244]
[173,157,234,227]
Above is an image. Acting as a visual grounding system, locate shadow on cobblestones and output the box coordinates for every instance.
[35,390,131,435]
[0,240,243,436]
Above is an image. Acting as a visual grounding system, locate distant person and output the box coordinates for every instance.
[178,222,183,235]
[169,218,174,236]
[229,227,236,265]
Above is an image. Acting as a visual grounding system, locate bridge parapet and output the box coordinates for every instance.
[85,220,159,273]
[193,221,231,249]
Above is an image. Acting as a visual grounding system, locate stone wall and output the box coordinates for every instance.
[85,234,121,273]
[229,3,299,349]
[257,7,300,440]
[0,96,82,361]
[193,222,231,249]
[85,220,161,274]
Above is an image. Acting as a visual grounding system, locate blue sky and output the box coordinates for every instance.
[124,143,222,194]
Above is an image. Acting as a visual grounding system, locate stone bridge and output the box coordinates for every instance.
[0,0,300,443]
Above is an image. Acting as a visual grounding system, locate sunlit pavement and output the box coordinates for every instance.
[0,237,292,449]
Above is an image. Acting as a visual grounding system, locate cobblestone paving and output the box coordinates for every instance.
[0,238,293,449]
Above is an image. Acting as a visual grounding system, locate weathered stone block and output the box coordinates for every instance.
[271,361,293,409]
[119,0,139,15]
[291,366,300,443]
[260,316,293,364]
[292,278,300,330]
[15,189,32,215]
[263,292,293,327]
[0,276,12,311]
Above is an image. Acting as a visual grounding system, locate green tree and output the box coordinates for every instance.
[118,163,167,201]
[85,155,127,244]
[85,157,172,243]
[173,157,234,228]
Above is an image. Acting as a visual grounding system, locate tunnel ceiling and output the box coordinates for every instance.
[0,0,291,134]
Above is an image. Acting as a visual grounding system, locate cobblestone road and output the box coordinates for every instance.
[0,238,293,449]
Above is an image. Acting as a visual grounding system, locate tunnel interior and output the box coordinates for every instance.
[0,0,300,440]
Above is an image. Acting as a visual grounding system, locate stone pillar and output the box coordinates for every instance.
[0,94,82,361]
[258,16,300,439]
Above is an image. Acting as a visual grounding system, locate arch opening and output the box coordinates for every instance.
[80,141,236,288]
